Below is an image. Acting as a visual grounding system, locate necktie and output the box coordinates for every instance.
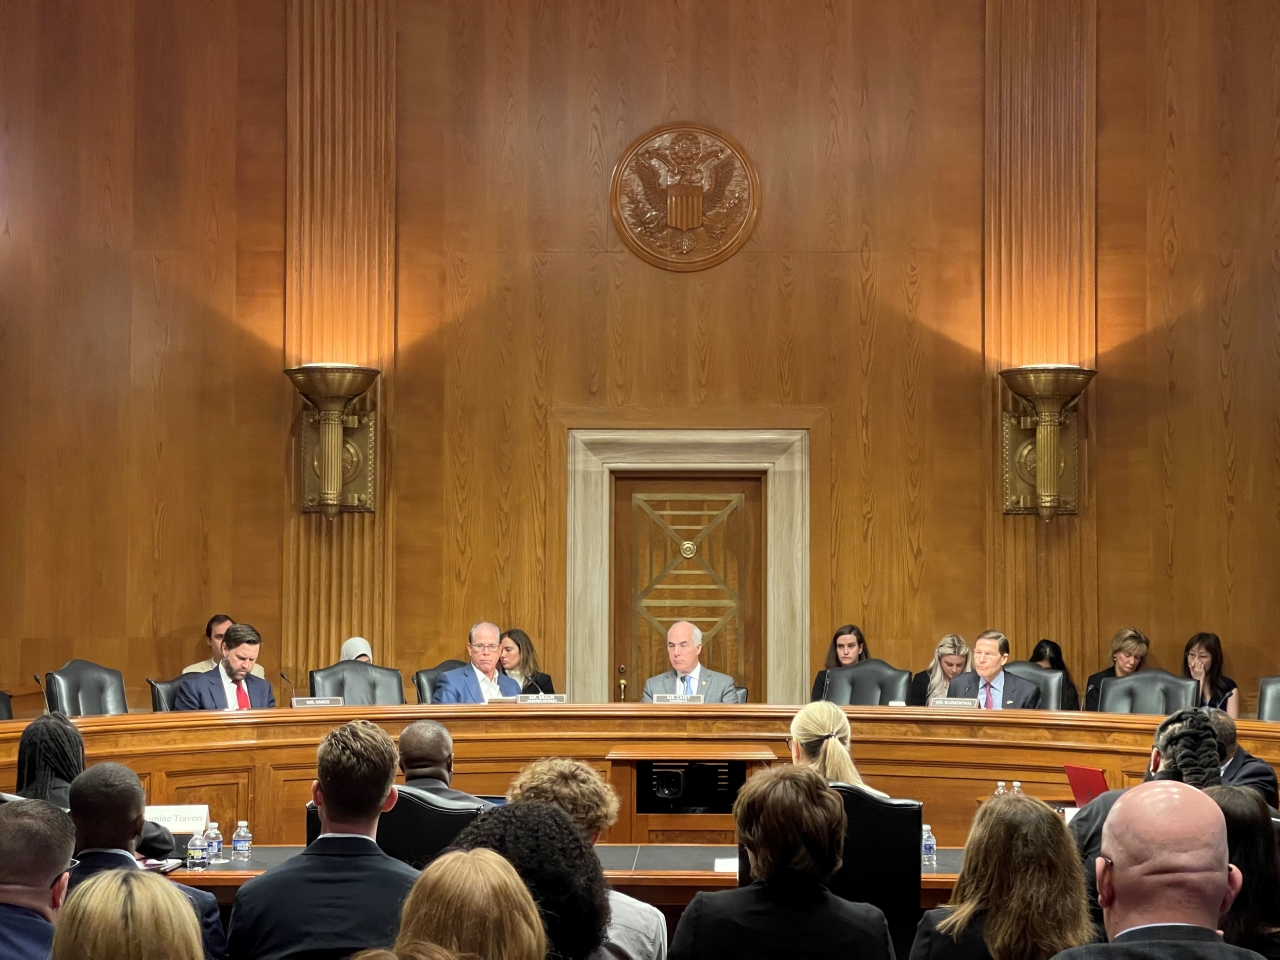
[983,682,994,710]
[236,680,251,710]
[683,674,693,696]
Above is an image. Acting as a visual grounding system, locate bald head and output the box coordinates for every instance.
[399,720,454,784]
[1097,780,1241,938]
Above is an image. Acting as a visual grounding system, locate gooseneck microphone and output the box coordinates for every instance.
[821,670,832,702]
[526,675,545,695]
[33,674,48,713]
[279,671,296,705]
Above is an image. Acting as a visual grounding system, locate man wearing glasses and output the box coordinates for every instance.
[432,621,523,703]
[0,799,76,960]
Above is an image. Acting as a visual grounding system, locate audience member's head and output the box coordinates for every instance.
[925,634,971,703]
[341,637,373,662]
[789,700,869,788]
[1204,707,1239,762]
[1205,785,1280,954]
[736,765,844,885]
[972,630,1010,682]
[16,713,84,802]
[824,624,869,670]
[1096,780,1241,939]
[398,719,455,784]
[396,849,546,960]
[1148,707,1224,785]
[221,623,262,682]
[468,621,502,677]
[452,803,610,960]
[314,720,399,833]
[352,948,458,960]
[666,620,703,674]
[68,762,148,853]
[205,614,234,659]
[938,794,1092,960]
[0,799,75,921]
[51,869,202,960]
[1110,627,1149,676]
[506,758,620,841]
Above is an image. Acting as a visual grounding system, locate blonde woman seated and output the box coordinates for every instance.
[52,869,204,960]
[908,635,972,707]
[908,794,1093,960]
[789,700,887,798]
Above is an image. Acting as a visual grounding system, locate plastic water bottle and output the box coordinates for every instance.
[1011,781,1023,795]
[186,831,208,871]
[921,824,937,868]
[205,822,225,863]
[231,821,253,861]
[993,781,1008,797]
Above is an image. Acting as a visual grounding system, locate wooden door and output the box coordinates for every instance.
[611,476,764,703]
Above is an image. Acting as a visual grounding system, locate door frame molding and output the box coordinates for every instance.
[564,428,810,704]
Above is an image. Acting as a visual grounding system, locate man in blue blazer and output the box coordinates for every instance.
[175,623,277,711]
[947,630,1041,709]
[432,622,522,703]
[0,800,75,960]
[68,763,226,960]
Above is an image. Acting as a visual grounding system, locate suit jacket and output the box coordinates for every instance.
[909,671,933,707]
[668,879,893,960]
[431,665,521,704]
[227,836,419,960]
[1068,788,1126,931]
[910,909,993,960]
[403,776,494,809]
[0,903,54,960]
[174,667,276,711]
[1222,746,1280,810]
[947,671,1042,710]
[1052,923,1265,960]
[1083,667,1118,712]
[514,671,555,695]
[69,851,226,960]
[642,667,739,703]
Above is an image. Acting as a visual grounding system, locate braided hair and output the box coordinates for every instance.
[16,713,85,803]
[1153,707,1224,788]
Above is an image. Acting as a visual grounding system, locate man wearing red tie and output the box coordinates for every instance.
[174,624,277,711]
[946,630,1041,710]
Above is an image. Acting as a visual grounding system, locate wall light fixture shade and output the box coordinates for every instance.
[998,365,1096,522]
[284,364,381,519]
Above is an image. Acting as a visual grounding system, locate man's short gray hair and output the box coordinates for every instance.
[668,621,703,645]
[468,622,500,645]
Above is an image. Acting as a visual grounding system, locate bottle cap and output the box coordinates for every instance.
[922,824,931,830]
[238,821,248,826]
[208,822,218,828]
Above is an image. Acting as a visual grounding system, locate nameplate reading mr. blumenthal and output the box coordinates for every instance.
[652,694,705,704]
[292,696,344,708]
[929,697,979,709]
[517,694,567,704]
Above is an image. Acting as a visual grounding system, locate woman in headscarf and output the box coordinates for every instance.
[340,637,373,663]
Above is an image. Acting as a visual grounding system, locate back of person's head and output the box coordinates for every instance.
[506,758,620,839]
[1204,707,1237,754]
[398,719,454,776]
[939,794,1092,960]
[451,802,609,960]
[789,700,865,787]
[222,622,261,651]
[316,720,398,823]
[396,849,546,960]
[68,763,146,850]
[353,948,458,960]
[1152,708,1224,786]
[735,765,845,885]
[16,713,84,802]
[1205,785,1280,952]
[0,799,75,889]
[1030,639,1071,678]
[51,869,202,960]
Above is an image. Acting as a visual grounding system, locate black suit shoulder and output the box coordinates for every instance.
[1053,924,1265,960]
[811,670,829,701]
[1224,748,1280,810]
[1083,668,1116,712]
[1061,678,1081,711]
[910,909,992,960]
[909,671,931,707]
[521,673,555,695]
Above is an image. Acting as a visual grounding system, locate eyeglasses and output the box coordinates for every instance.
[470,643,499,653]
[52,860,79,887]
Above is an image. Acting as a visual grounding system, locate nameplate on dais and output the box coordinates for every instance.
[292,696,344,708]
[517,694,567,704]
[652,694,705,704]
[145,805,209,834]
[929,697,979,708]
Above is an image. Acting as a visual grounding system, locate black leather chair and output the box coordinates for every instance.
[305,784,484,868]
[309,661,405,706]
[413,660,466,704]
[45,660,128,717]
[1098,669,1198,715]
[1258,677,1280,722]
[734,685,748,704]
[823,660,911,706]
[0,690,11,721]
[1004,661,1064,710]
[146,677,187,713]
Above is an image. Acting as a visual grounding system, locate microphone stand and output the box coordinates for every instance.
[279,671,297,706]
[33,674,48,714]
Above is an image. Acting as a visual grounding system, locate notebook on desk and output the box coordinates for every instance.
[1064,764,1110,806]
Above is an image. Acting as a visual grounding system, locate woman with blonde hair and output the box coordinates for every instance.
[396,848,546,960]
[1083,627,1150,711]
[789,700,887,797]
[908,635,972,706]
[909,794,1093,960]
[51,869,203,960]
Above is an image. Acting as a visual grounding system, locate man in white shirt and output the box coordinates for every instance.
[431,622,522,703]
[641,621,739,703]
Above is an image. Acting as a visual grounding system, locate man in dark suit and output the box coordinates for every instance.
[1054,780,1254,960]
[227,720,418,960]
[397,719,492,808]
[947,631,1041,709]
[66,763,225,960]
[0,799,75,960]
[1206,708,1279,809]
[175,623,277,711]
[431,622,522,704]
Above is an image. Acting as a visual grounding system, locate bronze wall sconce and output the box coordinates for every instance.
[284,364,381,519]
[999,365,1096,521]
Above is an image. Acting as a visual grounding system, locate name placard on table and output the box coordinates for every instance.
[652,694,705,704]
[145,804,209,835]
[292,696,345,708]
[929,697,979,708]
[517,693,567,704]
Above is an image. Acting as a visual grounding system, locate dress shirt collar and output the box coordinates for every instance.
[980,669,1005,708]
[472,663,504,702]
[1113,922,1205,940]
[315,832,379,844]
[677,663,702,694]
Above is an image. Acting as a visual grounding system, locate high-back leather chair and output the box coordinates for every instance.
[823,660,911,706]
[734,685,748,704]
[305,784,485,869]
[413,660,466,704]
[1258,678,1280,722]
[309,661,405,706]
[0,690,11,721]
[45,660,128,717]
[1004,661,1064,710]
[1098,669,1198,715]
[146,677,187,713]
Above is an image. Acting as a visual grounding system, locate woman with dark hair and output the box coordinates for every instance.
[1029,639,1080,711]
[810,625,869,701]
[910,795,1093,960]
[1205,785,1280,959]
[499,628,555,696]
[451,802,609,960]
[1185,632,1239,717]
[1083,628,1149,711]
